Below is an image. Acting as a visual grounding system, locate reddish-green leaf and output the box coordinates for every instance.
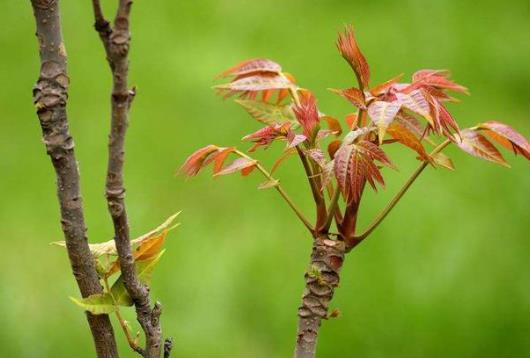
[431,152,455,170]
[454,129,509,167]
[216,74,292,93]
[214,157,258,176]
[478,121,530,160]
[367,100,401,143]
[395,90,430,119]
[235,99,296,126]
[219,59,282,78]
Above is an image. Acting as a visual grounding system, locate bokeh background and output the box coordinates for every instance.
[1,0,529,357]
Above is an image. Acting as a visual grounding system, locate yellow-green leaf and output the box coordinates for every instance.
[70,294,117,315]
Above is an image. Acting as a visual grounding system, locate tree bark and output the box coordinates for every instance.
[294,236,345,358]
[30,1,119,357]
[90,1,164,356]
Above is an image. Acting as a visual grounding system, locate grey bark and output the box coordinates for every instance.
[294,236,345,358]
[90,0,165,356]
[30,1,119,357]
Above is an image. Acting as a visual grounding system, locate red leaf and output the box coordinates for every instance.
[215,157,258,176]
[337,25,370,89]
[412,69,469,95]
[293,91,320,140]
[219,59,282,78]
[478,121,530,160]
[454,129,509,167]
[329,88,366,109]
[179,145,219,176]
[333,140,394,203]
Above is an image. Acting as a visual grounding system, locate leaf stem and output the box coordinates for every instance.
[352,139,451,242]
[235,150,314,234]
[103,277,142,354]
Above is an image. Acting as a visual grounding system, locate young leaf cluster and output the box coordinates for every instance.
[180,25,529,244]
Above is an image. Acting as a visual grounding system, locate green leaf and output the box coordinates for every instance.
[235,99,296,126]
[70,294,117,315]
[110,249,166,307]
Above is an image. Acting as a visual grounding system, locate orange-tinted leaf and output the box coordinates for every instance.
[337,25,370,88]
[241,164,257,176]
[478,121,530,160]
[328,140,342,159]
[454,129,509,167]
[219,58,282,78]
[329,88,366,109]
[215,157,258,176]
[386,123,430,161]
[367,100,401,143]
[179,145,219,176]
[321,115,342,135]
[345,113,358,129]
[208,147,235,174]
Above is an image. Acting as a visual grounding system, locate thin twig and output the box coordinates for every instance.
[30,1,118,356]
[235,150,314,233]
[90,0,164,356]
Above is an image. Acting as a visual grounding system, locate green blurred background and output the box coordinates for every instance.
[1,0,529,357]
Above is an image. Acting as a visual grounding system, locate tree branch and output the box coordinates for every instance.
[90,1,164,356]
[350,139,452,247]
[30,1,118,356]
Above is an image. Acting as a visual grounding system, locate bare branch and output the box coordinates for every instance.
[30,1,118,356]
[90,0,164,356]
